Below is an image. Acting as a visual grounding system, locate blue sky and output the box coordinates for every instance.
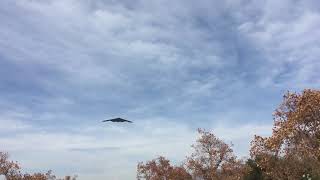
[0,0,319,179]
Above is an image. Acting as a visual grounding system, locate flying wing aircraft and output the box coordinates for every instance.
[102,117,133,123]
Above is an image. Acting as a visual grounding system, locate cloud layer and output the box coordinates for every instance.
[0,0,319,179]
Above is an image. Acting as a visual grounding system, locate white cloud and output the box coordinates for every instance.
[0,0,319,179]
[0,119,31,132]
[0,111,32,132]
[0,120,194,179]
[0,117,273,179]
[237,1,320,88]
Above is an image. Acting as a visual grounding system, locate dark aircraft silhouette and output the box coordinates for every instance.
[102,118,133,123]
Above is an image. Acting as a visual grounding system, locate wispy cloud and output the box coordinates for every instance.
[0,0,319,179]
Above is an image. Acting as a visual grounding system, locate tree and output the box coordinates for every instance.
[250,89,320,179]
[0,152,77,180]
[243,159,270,180]
[186,129,245,180]
[0,152,20,180]
[137,156,191,180]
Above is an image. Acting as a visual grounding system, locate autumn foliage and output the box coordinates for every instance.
[137,156,191,180]
[186,129,245,180]
[138,89,320,180]
[137,129,246,180]
[250,89,320,179]
[0,152,76,180]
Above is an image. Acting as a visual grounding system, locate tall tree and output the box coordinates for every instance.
[186,129,245,180]
[250,89,320,179]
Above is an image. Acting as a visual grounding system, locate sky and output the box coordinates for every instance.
[0,0,319,179]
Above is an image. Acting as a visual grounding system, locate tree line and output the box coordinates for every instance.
[137,89,320,180]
